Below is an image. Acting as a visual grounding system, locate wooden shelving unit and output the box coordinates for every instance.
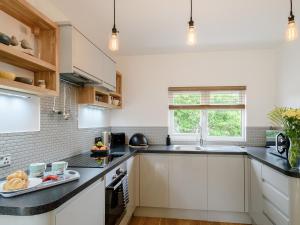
[0,78,57,96]
[78,71,123,109]
[0,44,56,72]
[0,0,59,96]
[78,87,122,109]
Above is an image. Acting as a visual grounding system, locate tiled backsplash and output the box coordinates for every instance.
[111,126,268,147]
[0,82,109,178]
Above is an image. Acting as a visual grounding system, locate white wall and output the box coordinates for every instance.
[277,39,300,107]
[26,0,67,22]
[111,49,279,127]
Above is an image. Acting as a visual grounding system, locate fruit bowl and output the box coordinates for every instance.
[91,141,109,157]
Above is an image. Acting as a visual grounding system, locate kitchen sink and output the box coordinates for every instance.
[172,145,246,152]
[173,145,205,151]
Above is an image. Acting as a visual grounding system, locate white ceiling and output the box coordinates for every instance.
[51,0,296,56]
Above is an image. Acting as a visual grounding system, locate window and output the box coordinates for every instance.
[168,86,246,142]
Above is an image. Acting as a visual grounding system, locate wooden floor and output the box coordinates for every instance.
[129,217,249,225]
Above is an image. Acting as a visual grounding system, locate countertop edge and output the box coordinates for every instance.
[247,153,300,178]
[1,146,300,216]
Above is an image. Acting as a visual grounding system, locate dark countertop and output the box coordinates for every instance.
[1,144,299,216]
[246,147,300,178]
[0,146,137,216]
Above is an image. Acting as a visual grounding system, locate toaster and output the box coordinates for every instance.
[111,133,126,148]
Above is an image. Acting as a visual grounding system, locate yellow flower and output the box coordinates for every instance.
[283,108,300,119]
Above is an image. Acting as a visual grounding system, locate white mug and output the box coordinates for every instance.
[51,161,68,175]
[29,163,46,177]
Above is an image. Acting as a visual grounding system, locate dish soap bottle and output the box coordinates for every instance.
[166,135,171,146]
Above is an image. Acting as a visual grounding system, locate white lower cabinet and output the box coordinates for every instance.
[140,154,169,208]
[207,155,245,212]
[54,179,105,225]
[250,158,268,225]
[249,158,293,225]
[169,155,207,210]
[139,154,246,214]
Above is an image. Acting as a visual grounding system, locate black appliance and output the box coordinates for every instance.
[105,167,129,225]
[129,133,148,147]
[111,133,126,148]
[268,132,290,160]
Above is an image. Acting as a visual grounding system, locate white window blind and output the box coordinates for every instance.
[168,86,246,110]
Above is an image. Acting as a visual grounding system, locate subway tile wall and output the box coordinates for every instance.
[111,126,268,147]
[0,82,109,178]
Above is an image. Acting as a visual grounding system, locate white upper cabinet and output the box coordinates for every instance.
[169,155,207,210]
[140,154,169,208]
[59,23,116,91]
[207,155,245,212]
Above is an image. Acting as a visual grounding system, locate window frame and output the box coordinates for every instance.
[169,109,246,142]
[168,87,247,142]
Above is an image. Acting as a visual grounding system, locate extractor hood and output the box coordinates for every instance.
[60,67,102,87]
[59,23,116,91]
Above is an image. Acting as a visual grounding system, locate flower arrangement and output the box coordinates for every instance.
[269,107,300,168]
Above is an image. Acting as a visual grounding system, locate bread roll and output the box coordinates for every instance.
[3,178,28,191]
[7,170,28,181]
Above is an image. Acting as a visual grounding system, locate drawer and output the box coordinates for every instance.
[262,165,289,197]
[262,180,289,216]
[263,198,290,225]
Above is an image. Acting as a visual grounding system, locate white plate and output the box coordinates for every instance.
[0,178,42,193]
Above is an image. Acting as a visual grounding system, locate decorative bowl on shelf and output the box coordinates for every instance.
[14,77,33,85]
[0,33,11,46]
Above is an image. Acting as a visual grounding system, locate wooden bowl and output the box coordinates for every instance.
[15,77,33,85]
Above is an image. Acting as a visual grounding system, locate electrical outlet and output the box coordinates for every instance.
[0,154,11,168]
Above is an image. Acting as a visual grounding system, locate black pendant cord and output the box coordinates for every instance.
[189,0,194,26]
[289,0,295,21]
[190,0,193,21]
[112,0,118,33]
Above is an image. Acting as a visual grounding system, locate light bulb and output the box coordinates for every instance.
[286,20,298,42]
[109,32,119,51]
[187,25,196,46]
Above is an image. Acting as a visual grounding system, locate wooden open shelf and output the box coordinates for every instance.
[0,44,56,72]
[0,78,57,96]
[0,0,57,30]
[80,102,121,109]
[109,92,122,98]
[78,87,122,109]
[78,71,123,109]
[0,0,59,96]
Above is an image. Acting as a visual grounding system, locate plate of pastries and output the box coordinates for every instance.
[0,170,42,193]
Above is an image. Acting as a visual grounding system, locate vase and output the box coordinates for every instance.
[288,138,300,169]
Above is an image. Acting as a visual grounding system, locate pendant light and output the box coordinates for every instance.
[286,0,298,42]
[109,0,119,51]
[187,0,196,45]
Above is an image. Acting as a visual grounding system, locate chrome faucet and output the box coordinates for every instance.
[198,125,204,147]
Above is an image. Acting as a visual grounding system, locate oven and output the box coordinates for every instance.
[105,164,129,225]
